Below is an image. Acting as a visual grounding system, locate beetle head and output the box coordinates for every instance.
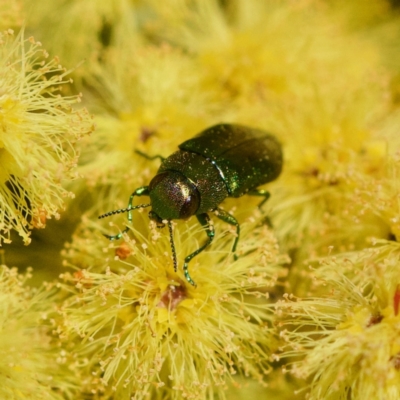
[149,171,200,221]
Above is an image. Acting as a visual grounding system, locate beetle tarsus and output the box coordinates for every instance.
[103,230,125,241]
[184,263,197,287]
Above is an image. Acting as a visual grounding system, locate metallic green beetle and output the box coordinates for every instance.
[99,123,283,286]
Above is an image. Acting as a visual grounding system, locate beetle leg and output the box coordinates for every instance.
[135,149,165,162]
[214,208,240,260]
[183,213,215,287]
[248,189,270,209]
[103,186,150,240]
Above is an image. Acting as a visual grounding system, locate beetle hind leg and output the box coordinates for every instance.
[215,208,240,260]
[183,213,215,287]
[248,189,270,209]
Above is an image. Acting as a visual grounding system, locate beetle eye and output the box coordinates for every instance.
[179,187,200,219]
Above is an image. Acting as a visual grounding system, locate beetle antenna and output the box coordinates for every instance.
[168,221,178,272]
[98,203,151,219]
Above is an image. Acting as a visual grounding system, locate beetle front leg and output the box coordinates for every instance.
[248,188,270,209]
[214,208,240,260]
[183,213,215,287]
[103,186,150,240]
[126,186,149,224]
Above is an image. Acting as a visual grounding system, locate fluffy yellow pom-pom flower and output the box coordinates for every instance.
[277,241,400,400]
[0,29,93,245]
[60,212,288,399]
[0,265,80,399]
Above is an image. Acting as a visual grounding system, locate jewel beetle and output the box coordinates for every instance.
[99,123,283,287]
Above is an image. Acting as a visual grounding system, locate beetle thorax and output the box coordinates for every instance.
[149,171,200,221]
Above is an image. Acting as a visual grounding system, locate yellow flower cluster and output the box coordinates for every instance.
[0,0,400,399]
[277,241,400,400]
[0,265,80,399]
[0,29,93,245]
[61,216,287,399]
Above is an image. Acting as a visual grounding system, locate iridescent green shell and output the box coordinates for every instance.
[178,124,283,197]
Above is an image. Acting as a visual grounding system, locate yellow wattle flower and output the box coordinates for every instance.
[0,29,94,245]
[0,265,80,399]
[60,213,288,399]
[8,0,400,398]
[277,241,400,400]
